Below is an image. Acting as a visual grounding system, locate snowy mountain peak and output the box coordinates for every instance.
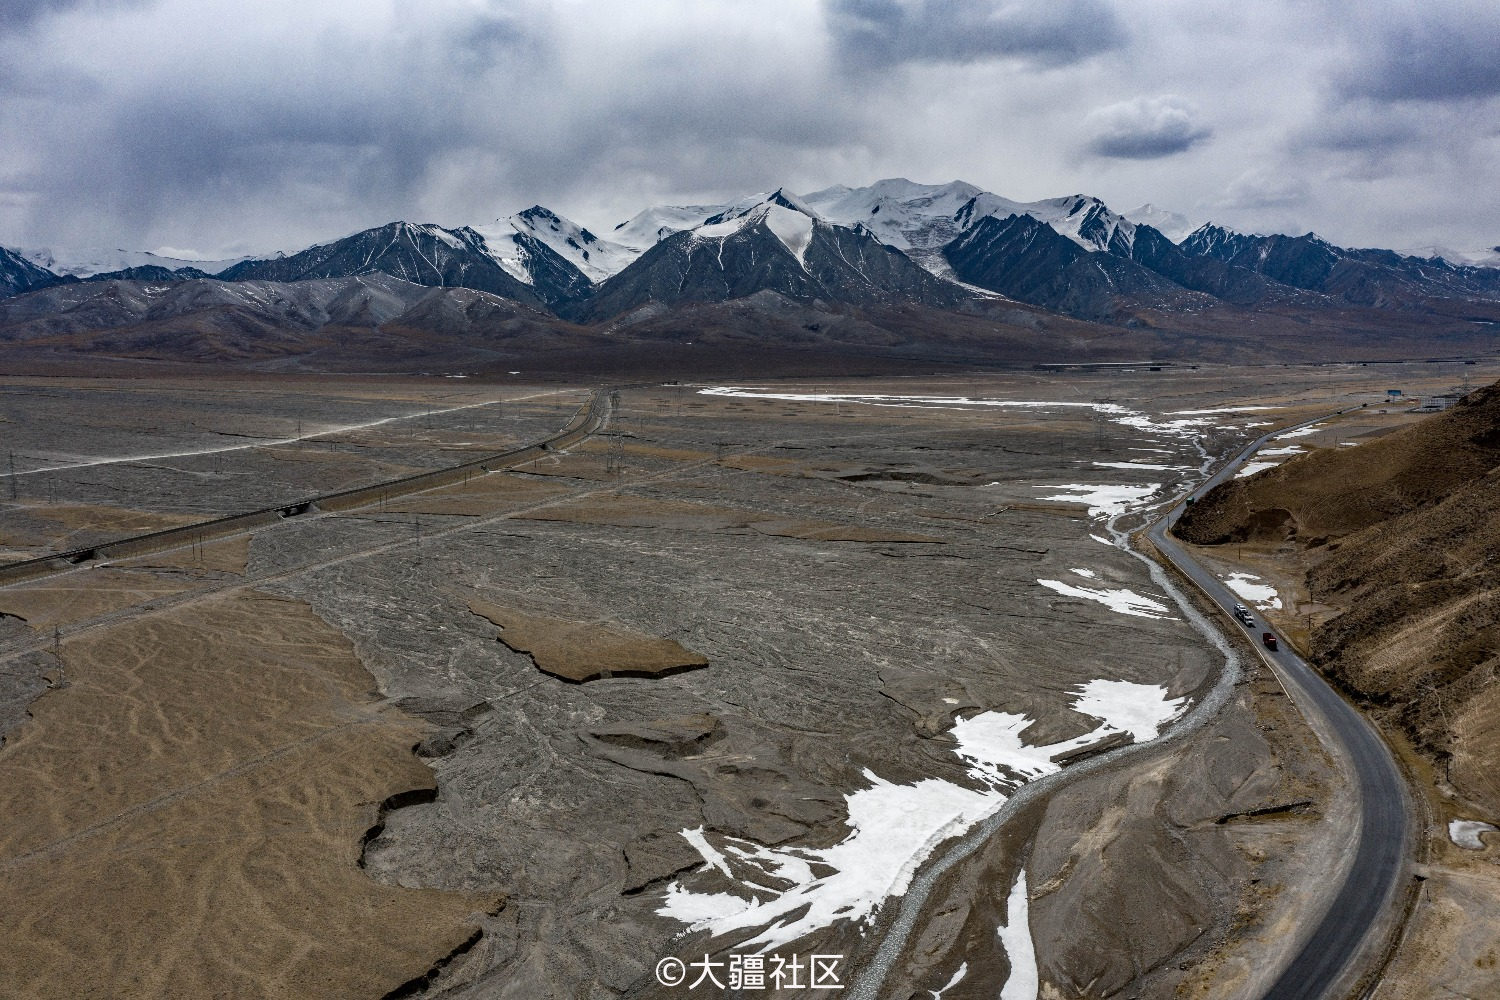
[1399,244,1500,269]
[804,179,1140,260]
[475,205,633,285]
[1124,203,1197,244]
[765,188,822,219]
[690,202,818,269]
[611,203,731,253]
[1178,222,1243,255]
[18,244,248,278]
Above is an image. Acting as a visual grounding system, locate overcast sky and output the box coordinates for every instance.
[2,0,1496,259]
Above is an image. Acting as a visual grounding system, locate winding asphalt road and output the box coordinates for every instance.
[1146,414,1412,1000]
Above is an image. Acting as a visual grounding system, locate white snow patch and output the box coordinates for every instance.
[1037,578,1176,620]
[1224,573,1282,610]
[658,681,1188,952]
[929,961,969,999]
[699,387,1259,444]
[762,204,816,267]
[1070,567,1097,579]
[997,869,1038,1000]
[659,883,755,923]
[1235,460,1279,478]
[1034,483,1161,518]
[694,215,744,240]
[701,387,1092,410]
[681,826,733,878]
[1449,820,1498,849]
[1258,445,1306,457]
[1093,461,1186,471]
[1275,423,1323,439]
[1090,533,1114,545]
[1072,679,1187,742]
[1124,202,1198,243]
[19,244,249,277]
[612,201,741,252]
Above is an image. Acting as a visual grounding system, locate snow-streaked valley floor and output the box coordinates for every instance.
[1,364,1479,999]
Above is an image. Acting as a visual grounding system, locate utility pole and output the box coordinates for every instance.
[606,433,625,476]
[52,625,64,688]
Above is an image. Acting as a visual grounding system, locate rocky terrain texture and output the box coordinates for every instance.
[0,365,1476,999]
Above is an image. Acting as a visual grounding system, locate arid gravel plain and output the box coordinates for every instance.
[1,361,1493,999]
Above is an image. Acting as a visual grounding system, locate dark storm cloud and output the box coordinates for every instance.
[1,6,550,246]
[824,0,1124,69]
[1084,96,1212,159]
[4,0,1500,256]
[1335,3,1500,103]
[0,1,877,252]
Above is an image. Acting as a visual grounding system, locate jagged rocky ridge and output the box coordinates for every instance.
[5,179,1500,335]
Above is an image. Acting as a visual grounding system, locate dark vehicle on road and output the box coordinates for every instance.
[1262,632,1278,651]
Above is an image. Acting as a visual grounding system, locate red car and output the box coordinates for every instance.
[1262,632,1279,651]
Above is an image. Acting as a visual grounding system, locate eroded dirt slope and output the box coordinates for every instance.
[1176,382,1500,816]
[0,589,498,999]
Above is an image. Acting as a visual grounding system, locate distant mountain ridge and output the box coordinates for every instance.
[4,178,1499,337]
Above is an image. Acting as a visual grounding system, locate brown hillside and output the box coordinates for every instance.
[1176,382,1500,545]
[1175,382,1500,816]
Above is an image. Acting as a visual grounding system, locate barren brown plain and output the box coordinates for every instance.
[1,361,1495,999]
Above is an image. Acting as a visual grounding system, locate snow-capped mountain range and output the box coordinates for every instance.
[4,178,1499,330]
[17,246,252,279]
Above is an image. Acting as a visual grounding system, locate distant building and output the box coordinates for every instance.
[1415,392,1464,412]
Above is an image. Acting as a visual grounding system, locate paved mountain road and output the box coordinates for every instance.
[1146,412,1412,1000]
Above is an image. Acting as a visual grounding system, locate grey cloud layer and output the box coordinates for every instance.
[1336,2,1500,103]
[1084,96,1212,159]
[825,0,1123,68]
[0,0,1496,256]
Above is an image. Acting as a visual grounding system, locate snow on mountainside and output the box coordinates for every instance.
[800,179,982,277]
[1,245,67,297]
[694,198,817,267]
[476,206,633,285]
[519,179,1167,285]
[20,246,249,277]
[1124,204,1197,244]
[602,190,821,275]
[219,220,547,308]
[574,190,968,321]
[1178,223,1261,260]
[1400,245,1500,269]
[802,179,1140,270]
[611,202,745,253]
